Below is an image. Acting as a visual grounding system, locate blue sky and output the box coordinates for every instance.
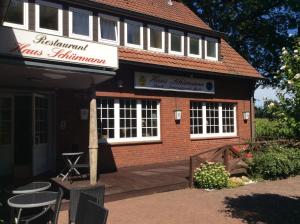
[254,86,278,107]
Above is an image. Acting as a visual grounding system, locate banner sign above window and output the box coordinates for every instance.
[134,72,215,94]
[0,26,118,69]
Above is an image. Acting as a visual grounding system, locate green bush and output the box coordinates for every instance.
[249,144,300,179]
[194,162,229,189]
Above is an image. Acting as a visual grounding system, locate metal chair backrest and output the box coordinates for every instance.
[52,187,64,224]
[76,200,109,224]
[75,192,97,223]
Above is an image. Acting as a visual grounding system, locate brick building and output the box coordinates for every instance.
[0,0,261,178]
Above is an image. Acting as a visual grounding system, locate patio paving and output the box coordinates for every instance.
[58,175,300,224]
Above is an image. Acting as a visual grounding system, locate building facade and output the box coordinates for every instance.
[0,0,261,178]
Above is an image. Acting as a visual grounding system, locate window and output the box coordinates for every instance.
[168,30,184,55]
[187,34,202,58]
[69,7,93,40]
[125,20,143,49]
[34,97,48,144]
[3,0,28,29]
[97,98,160,143]
[190,102,236,138]
[35,0,63,35]
[99,14,119,44]
[147,25,165,52]
[205,37,218,61]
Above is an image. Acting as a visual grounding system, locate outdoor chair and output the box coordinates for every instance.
[75,200,108,224]
[23,187,63,224]
[69,185,105,224]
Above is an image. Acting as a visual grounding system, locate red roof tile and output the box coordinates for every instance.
[92,0,211,30]
[118,39,261,78]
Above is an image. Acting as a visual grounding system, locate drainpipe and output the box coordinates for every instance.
[250,83,256,142]
[89,81,98,185]
[0,0,11,25]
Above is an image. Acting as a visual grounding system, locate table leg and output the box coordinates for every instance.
[16,208,22,224]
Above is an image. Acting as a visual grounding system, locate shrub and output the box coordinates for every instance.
[228,177,245,188]
[194,162,229,189]
[248,144,299,179]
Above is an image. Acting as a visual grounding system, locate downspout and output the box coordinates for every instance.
[250,83,256,142]
[0,0,11,25]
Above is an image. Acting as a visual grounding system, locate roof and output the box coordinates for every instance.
[119,39,261,79]
[92,0,211,30]
[90,0,261,78]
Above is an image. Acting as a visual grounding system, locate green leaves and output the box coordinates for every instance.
[194,162,229,189]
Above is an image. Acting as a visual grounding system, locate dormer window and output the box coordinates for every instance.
[99,14,119,45]
[4,0,28,29]
[147,25,165,52]
[205,37,218,61]
[125,20,143,49]
[187,34,202,58]
[35,0,63,36]
[69,7,93,40]
[168,30,184,56]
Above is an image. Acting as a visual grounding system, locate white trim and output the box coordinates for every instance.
[190,102,237,138]
[69,7,93,41]
[187,33,202,58]
[98,13,120,45]
[98,98,161,143]
[205,37,218,61]
[124,19,143,49]
[35,0,63,36]
[147,25,165,53]
[3,0,29,30]
[168,29,184,56]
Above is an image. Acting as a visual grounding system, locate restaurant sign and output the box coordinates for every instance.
[135,72,215,94]
[0,26,118,69]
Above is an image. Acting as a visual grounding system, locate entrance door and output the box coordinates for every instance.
[32,94,49,176]
[0,96,14,176]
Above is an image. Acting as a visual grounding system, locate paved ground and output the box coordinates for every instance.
[58,176,300,224]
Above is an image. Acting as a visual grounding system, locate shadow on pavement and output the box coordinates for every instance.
[223,193,300,224]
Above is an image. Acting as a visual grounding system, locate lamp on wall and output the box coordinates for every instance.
[243,111,250,121]
[174,109,182,121]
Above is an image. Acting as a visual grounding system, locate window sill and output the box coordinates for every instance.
[99,140,162,146]
[191,136,239,141]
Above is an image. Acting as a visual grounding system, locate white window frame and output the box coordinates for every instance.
[187,34,202,58]
[69,7,93,40]
[124,19,144,49]
[168,29,184,56]
[98,99,161,143]
[205,37,219,61]
[98,14,120,45]
[190,102,237,138]
[35,0,63,36]
[3,0,29,30]
[147,25,165,53]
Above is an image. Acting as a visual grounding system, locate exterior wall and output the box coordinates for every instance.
[55,64,254,169]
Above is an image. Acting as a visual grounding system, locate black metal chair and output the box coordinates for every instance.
[69,185,105,224]
[75,200,108,224]
[23,187,64,224]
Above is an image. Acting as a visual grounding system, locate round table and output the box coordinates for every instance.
[12,182,51,194]
[8,191,57,224]
[59,152,85,181]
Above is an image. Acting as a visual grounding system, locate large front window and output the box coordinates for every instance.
[4,0,28,29]
[35,0,63,35]
[97,98,160,143]
[69,7,93,40]
[190,102,236,138]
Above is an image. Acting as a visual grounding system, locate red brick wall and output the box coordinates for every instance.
[56,64,255,169]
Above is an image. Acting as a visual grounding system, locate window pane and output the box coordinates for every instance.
[100,17,117,41]
[119,99,137,138]
[97,98,115,140]
[5,0,23,25]
[222,103,235,133]
[142,100,158,137]
[190,37,199,55]
[206,103,219,134]
[207,39,217,58]
[190,102,203,134]
[150,28,162,49]
[171,33,181,52]
[72,11,89,36]
[127,22,140,45]
[40,5,58,30]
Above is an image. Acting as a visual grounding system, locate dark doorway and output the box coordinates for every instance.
[14,95,32,178]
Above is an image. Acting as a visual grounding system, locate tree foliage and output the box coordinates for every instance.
[183,0,300,83]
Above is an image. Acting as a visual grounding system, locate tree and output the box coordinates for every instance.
[183,0,300,83]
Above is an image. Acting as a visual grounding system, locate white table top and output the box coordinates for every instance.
[62,152,84,156]
[12,182,51,194]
